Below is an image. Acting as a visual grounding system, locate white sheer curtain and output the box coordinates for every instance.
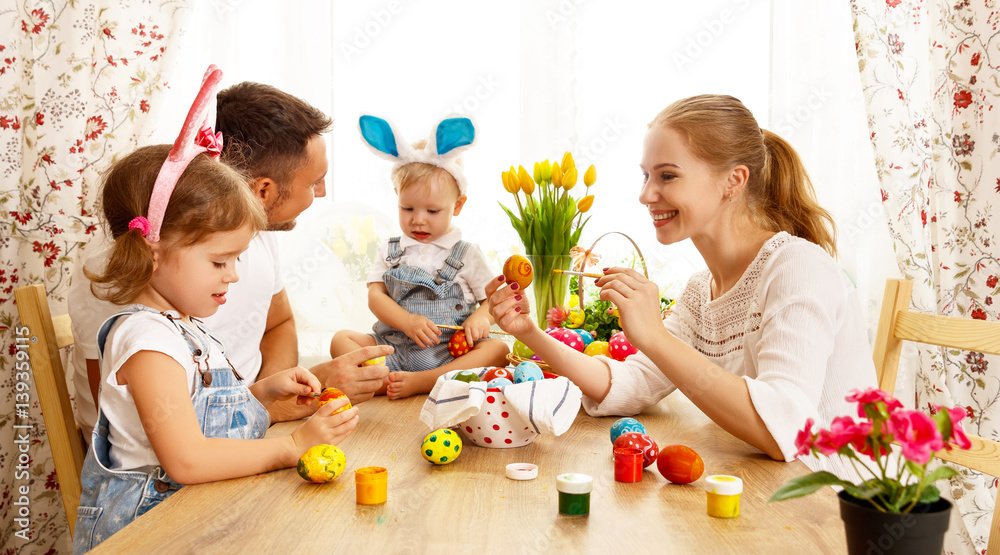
[147,1,894,375]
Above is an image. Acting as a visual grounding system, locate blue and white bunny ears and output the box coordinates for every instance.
[358,114,477,195]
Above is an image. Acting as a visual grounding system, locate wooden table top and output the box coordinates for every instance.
[92,392,847,554]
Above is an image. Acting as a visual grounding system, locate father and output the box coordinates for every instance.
[69,81,391,433]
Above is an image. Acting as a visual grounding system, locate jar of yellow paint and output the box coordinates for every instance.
[355,466,388,505]
[705,475,743,518]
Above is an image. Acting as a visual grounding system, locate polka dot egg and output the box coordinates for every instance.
[613,432,659,468]
[514,361,544,383]
[421,429,462,465]
[512,340,534,359]
[610,417,646,444]
[572,329,595,348]
[549,328,585,352]
[609,331,637,361]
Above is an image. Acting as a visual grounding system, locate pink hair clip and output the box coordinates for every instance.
[145,64,224,242]
[128,216,151,236]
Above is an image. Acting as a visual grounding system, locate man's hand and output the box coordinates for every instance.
[310,345,393,405]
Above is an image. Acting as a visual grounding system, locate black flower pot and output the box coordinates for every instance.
[838,490,951,555]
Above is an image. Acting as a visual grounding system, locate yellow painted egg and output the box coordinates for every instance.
[421,428,462,465]
[502,254,534,289]
[584,340,611,357]
[297,444,347,483]
[362,356,386,366]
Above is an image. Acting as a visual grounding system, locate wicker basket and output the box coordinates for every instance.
[505,232,649,369]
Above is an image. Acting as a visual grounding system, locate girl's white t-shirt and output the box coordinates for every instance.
[100,310,228,472]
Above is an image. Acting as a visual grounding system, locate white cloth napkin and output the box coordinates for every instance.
[419,368,582,435]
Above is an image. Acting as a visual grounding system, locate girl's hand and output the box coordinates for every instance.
[462,312,491,343]
[251,366,322,408]
[291,398,360,453]
[485,275,536,337]
[595,267,664,351]
[401,313,441,349]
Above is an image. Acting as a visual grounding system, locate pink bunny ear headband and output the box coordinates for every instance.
[128,64,225,242]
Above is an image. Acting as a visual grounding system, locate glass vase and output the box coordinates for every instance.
[526,254,573,329]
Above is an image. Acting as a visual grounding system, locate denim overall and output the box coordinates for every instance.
[371,237,477,372]
[73,306,269,553]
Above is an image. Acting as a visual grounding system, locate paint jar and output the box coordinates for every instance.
[556,473,593,516]
[705,475,743,518]
[355,466,388,505]
[613,447,643,483]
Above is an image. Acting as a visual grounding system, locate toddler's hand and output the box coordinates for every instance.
[401,313,441,349]
[462,313,491,344]
[291,398,359,453]
[251,366,322,408]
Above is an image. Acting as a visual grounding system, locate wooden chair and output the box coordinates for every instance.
[872,278,1000,554]
[14,283,85,537]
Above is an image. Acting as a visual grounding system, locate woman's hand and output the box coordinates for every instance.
[250,366,322,409]
[596,267,664,351]
[485,275,536,337]
[291,398,360,452]
[400,313,442,349]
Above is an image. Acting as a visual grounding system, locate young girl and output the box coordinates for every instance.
[74,75,358,552]
[487,95,877,474]
[330,115,509,399]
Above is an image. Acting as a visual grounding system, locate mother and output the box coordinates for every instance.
[487,94,877,464]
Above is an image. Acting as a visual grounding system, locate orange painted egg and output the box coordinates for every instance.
[657,444,705,484]
[317,387,352,415]
[483,367,514,382]
[502,255,533,289]
[448,330,473,357]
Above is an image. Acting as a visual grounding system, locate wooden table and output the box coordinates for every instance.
[92,393,847,554]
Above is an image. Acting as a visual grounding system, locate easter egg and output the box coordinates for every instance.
[421,428,462,465]
[657,444,704,484]
[512,340,534,359]
[514,361,544,383]
[452,370,481,383]
[609,331,638,362]
[610,417,647,444]
[614,432,659,468]
[362,356,386,366]
[448,330,472,357]
[583,340,610,357]
[483,367,513,382]
[297,444,346,483]
[487,377,513,388]
[549,328,585,352]
[502,254,533,289]
[316,387,352,415]
[572,329,594,348]
[529,354,543,362]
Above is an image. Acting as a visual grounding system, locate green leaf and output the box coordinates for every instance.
[918,484,942,504]
[769,471,851,502]
[922,465,958,487]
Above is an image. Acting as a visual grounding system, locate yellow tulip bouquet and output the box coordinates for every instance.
[499,152,597,327]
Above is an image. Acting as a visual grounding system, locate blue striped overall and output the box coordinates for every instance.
[371,237,477,372]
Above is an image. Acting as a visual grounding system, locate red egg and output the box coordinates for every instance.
[549,328,585,352]
[608,331,637,361]
[613,432,659,468]
[448,330,472,357]
[482,367,513,382]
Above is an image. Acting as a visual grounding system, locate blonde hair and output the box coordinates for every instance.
[650,94,837,257]
[88,144,268,304]
[390,139,462,196]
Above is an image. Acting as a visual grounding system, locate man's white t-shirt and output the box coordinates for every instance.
[69,227,283,433]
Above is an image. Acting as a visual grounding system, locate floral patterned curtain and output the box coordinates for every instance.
[852,0,998,552]
[0,2,188,553]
